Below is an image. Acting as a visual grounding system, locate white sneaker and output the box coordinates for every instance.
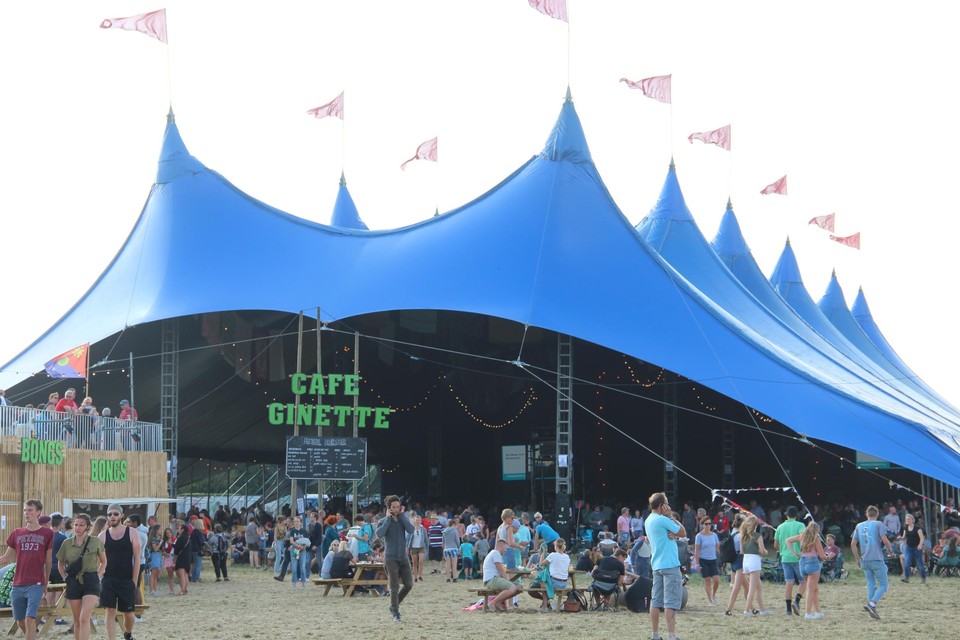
[804,613,816,620]
[758,610,775,616]
[813,612,824,619]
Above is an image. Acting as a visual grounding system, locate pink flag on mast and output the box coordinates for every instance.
[306,92,344,120]
[760,175,788,195]
[808,213,835,232]
[830,232,860,249]
[529,0,568,22]
[620,75,672,104]
[100,8,167,43]
[688,125,731,151]
[400,137,438,171]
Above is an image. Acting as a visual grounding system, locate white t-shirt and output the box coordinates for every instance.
[482,548,504,582]
[546,552,570,581]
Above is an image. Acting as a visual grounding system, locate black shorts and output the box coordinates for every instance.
[99,576,136,612]
[66,573,101,600]
[428,546,443,562]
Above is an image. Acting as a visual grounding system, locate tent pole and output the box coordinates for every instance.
[352,331,359,511]
[291,312,304,516]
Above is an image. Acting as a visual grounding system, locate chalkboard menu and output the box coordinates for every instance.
[285,436,367,480]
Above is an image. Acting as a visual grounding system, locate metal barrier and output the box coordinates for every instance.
[0,405,163,452]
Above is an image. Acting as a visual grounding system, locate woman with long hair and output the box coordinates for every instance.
[161,528,176,595]
[274,517,290,577]
[723,514,746,615]
[900,514,927,584]
[407,513,428,582]
[55,514,106,640]
[740,515,773,616]
[786,522,826,619]
[147,524,163,596]
[173,524,192,595]
[90,516,107,538]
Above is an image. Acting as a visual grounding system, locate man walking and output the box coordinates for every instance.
[0,500,55,640]
[376,495,414,623]
[773,506,806,615]
[98,504,141,640]
[850,505,893,620]
[645,492,686,640]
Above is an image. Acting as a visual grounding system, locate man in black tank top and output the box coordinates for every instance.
[97,504,141,640]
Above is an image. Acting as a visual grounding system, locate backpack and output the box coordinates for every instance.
[720,535,738,564]
[625,575,652,613]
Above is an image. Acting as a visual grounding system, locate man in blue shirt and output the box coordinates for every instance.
[645,492,686,640]
[850,505,893,620]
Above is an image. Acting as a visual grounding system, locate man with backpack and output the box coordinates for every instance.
[208,525,230,581]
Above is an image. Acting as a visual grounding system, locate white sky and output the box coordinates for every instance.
[1,1,958,406]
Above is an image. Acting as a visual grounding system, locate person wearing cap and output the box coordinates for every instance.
[98,504,141,640]
[774,505,807,616]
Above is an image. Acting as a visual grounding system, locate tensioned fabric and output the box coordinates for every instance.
[3,98,959,484]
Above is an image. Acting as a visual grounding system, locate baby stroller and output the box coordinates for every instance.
[578,526,595,551]
[589,567,621,611]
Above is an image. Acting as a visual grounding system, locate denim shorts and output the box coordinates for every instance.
[11,584,44,620]
[782,561,802,582]
[651,566,682,610]
[799,557,822,577]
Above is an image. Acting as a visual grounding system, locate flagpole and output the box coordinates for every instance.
[341,91,346,174]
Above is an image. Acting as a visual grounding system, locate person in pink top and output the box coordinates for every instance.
[617,507,632,545]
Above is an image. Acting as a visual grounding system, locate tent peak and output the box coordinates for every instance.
[541,89,593,163]
[726,197,733,211]
[565,86,573,103]
[339,171,346,187]
[711,201,751,259]
[330,175,367,229]
[638,162,694,227]
[156,113,205,184]
[770,238,803,286]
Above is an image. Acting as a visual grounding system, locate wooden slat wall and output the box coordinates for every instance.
[1,442,169,551]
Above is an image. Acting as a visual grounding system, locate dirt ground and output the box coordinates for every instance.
[104,562,955,640]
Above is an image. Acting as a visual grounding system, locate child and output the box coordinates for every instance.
[460,536,475,579]
[786,522,826,619]
[475,534,490,570]
[442,520,461,582]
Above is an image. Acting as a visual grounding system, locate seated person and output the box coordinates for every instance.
[590,548,626,604]
[598,530,618,557]
[527,538,571,611]
[575,548,598,572]
[329,547,356,580]
[481,538,521,611]
[822,533,844,577]
[320,541,340,579]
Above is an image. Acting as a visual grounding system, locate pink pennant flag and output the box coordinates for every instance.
[760,175,788,195]
[400,137,438,171]
[808,213,835,232]
[688,125,731,151]
[620,75,672,104]
[306,92,344,120]
[830,232,860,249]
[100,8,167,43]
[528,0,568,22]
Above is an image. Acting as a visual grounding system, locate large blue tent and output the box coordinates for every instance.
[3,95,959,485]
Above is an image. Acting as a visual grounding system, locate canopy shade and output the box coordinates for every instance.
[3,95,959,485]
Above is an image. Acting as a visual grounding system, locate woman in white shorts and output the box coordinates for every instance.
[739,515,772,616]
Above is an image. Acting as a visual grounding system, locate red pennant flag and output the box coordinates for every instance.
[44,343,90,379]
[100,8,167,43]
[760,175,788,195]
[529,0,568,22]
[620,75,672,104]
[808,213,835,232]
[400,137,438,171]
[306,92,344,120]
[688,125,731,151]
[830,232,860,249]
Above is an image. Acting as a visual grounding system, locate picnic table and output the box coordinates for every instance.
[341,562,389,597]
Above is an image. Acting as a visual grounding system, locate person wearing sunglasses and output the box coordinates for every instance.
[97,505,141,640]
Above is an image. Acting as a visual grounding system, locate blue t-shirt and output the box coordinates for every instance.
[460,542,474,559]
[535,523,560,544]
[357,524,373,555]
[695,531,719,560]
[645,512,681,570]
[855,520,887,562]
[514,524,531,548]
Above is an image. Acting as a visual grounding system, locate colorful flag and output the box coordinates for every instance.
[529,0,568,22]
[400,137,438,171]
[620,75,672,104]
[808,213,835,232]
[100,8,167,43]
[760,175,788,195]
[44,343,90,379]
[306,91,344,120]
[688,125,731,151]
[830,232,860,249]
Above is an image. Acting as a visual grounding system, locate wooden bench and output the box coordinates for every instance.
[0,603,149,636]
[311,578,348,596]
[468,587,579,612]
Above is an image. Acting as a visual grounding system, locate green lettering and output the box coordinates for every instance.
[268,403,284,425]
[308,374,326,396]
[326,374,343,395]
[332,405,351,427]
[53,442,65,465]
[291,373,307,395]
[91,460,98,482]
[38,441,48,465]
[119,460,128,482]
[354,406,373,428]
[21,440,30,462]
[343,374,360,396]
[316,404,331,427]
[105,461,114,482]
[374,407,392,429]
[296,404,313,426]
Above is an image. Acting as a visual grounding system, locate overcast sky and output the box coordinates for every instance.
[1,1,957,406]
